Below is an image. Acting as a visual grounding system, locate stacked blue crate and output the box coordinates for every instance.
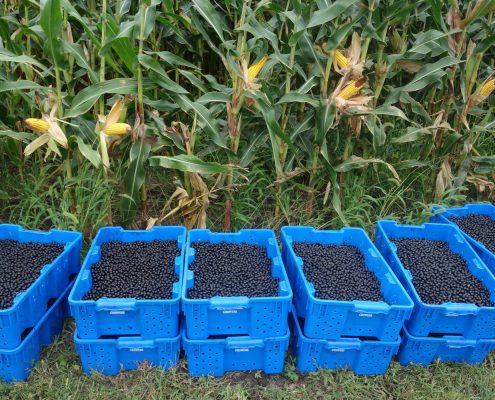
[375,220,495,366]
[0,225,82,383]
[69,227,185,375]
[182,229,292,377]
[281,226,413,375]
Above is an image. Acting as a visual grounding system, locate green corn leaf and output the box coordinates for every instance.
[238,131,269,168]
[62,42,98,84]
[401,57,463,92]
[307,0,359,28]
[0,49,51,76]
[134,3,157,40]
[192,0,228,42]
[0,130,36,142]
[277,93,319,107]
[173,94,227,148]
[0,80,47,93]
[335,156,401,182]
[66,78,147,118]
[139,55,189,94]
[364,115,386,150]
[103,18,138,72]
[149,154,230,174]
[391,127,432,144]
[121,139,151,226]
[40,0,63,66]
[197,92,231,104]
[147,51,199,69]
[76,137,101,168]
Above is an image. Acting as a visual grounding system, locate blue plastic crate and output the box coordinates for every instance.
[375,220,495,339]
[290,308,400,375]
[397,327,495,366]
[431,204,495,274]
[0,283,72,383]
[280,226,413,341]
[182,328,290,377]
[182,229,292,339]
[69,226,186,339]
[0,224,82,349]
[74,331,181,375]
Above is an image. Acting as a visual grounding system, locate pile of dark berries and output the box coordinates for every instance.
[392,238,492,306]
[0,240,64,309]
[292,243,384,302]
[448,214,495,253]
[84,240,180,300]
[187,242,279,299]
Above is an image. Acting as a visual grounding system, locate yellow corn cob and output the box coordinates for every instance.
[25,118,50,132]
[247,55,268,82]
[334,50,349,68]
[479,78,495,97]
[103,123,131,135]
[337,79,365,100]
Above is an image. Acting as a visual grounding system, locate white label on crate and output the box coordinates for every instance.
[331,349,346,352]
[358,313,373,318]
[446,313,460,317]
[235,348,249,352]
[130,348,144,352]
[110,311,126,315]
[222,310,238,314]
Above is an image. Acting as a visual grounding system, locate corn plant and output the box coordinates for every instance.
[0,0,494,232]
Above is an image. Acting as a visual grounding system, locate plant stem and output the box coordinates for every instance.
[115,0,121,23]
[225,0,251,231]
[360,0,375,61]
[138,2,147,218]
[98,0,107,115]
[275,40,297,218]
[373,23,389,106]
[54,67,63,119]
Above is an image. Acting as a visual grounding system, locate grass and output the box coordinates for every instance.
[1,320,495,400]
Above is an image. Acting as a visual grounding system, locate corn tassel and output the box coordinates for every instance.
[103,123,131,135]
[25,118,50,132]
[247,55,268,82]
[337,79,366,100]
[334,50,349,68]
[479,78,495,97]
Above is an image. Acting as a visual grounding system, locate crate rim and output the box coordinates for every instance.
[281,225,414,311]
[376,219,495,311]
[182,228,293,305]
[0,224,82,314]
[68,225,187,306]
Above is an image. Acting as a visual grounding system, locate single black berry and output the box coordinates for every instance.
[83,240,180,300]
[448,214,495,253]
[187,242,279,299]
[392,238,492,306]
[0,240,64,309]
[292,243,385,302]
